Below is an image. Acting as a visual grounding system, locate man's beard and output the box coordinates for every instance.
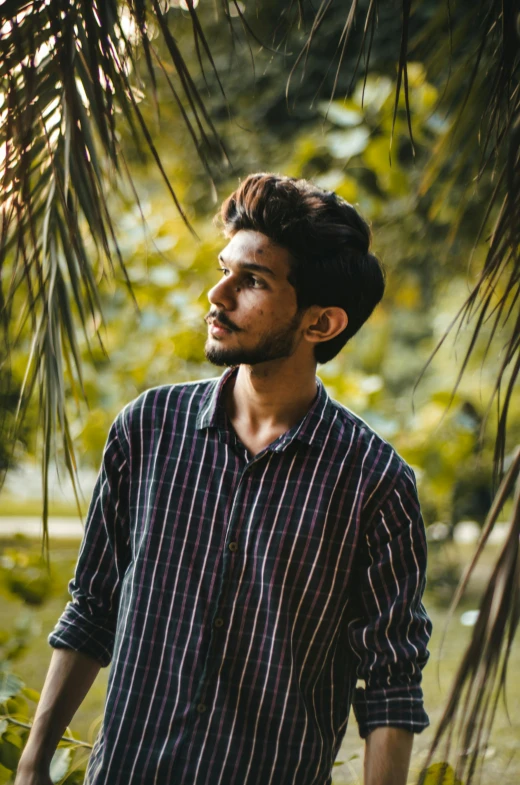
[204,311,303,367]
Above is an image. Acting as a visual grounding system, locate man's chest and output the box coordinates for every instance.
[123,435,366,618]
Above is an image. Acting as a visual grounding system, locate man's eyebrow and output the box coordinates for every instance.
[218,254,277,279]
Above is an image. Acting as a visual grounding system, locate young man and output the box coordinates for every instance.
[16,174,431,785]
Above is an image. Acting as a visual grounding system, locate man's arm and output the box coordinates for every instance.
[348,463,432,776]
[364,727,414,785]
[15,649,100,784]
[16,414,131,783]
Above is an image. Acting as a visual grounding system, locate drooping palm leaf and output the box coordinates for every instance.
[421,449,520,784]
[0,0,230,550]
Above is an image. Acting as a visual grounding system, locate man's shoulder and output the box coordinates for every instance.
[327,398,421,522]
[115,376,220,430]
[327,396,416,486]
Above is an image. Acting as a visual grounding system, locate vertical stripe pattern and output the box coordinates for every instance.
[49,367,432,785]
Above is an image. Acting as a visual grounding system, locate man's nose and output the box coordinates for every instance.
[207,276,236,310]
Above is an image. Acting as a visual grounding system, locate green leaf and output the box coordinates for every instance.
[50,747,73,784]
[0,673,24,703]
[0,738,21,770]
[0,763,12,784]
[22,687,41,703]
[4,695,29,719]
[421,762,463,785]
[3,732,22,749]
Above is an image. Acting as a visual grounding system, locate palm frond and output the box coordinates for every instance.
[0,0,232,552]
[421,448,520,784]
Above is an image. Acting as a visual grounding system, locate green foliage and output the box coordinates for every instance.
[2,550,52,606]
[0,668,87,784]
[0,674,23,705]
[0,544,90,783]
[421,762,463,785]
[0,762,13,785]
[0,615,32,663]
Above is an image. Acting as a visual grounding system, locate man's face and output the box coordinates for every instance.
[204,230,305,367]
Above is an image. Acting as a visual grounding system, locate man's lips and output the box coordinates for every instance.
[208,319,234,336]
[206,313,240,333]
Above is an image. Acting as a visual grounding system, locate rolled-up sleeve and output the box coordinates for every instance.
[48,414,131,667]
[349,465,432,738]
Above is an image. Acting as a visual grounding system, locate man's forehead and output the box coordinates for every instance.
[220,229,291,274]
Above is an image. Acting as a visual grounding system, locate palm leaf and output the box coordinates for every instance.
[0,0,230,552]
[421,449,520,784]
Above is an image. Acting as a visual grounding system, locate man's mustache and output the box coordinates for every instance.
[204,310,241,332]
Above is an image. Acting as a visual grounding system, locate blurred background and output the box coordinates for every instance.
[0,1,518,783]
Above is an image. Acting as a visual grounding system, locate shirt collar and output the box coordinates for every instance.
[196,367,335,451]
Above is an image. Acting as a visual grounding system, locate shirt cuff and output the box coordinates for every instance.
[352,684,430,739]
[48,602,115,667]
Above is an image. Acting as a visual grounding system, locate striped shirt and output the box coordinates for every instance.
[49,366,431,785]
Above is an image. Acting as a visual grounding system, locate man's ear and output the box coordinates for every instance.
[305,306,348,344]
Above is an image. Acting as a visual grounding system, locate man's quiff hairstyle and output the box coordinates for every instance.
[219,173,385,363]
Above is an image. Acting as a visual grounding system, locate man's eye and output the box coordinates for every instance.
[217,268,263,288]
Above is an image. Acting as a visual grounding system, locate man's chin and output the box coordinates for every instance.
[205,347,296,368]
[204,342,270,367]
[204,342,240,367]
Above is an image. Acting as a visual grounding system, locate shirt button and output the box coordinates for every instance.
[228,542,238,552]
[196,703,207,714]
[214,617,224,628]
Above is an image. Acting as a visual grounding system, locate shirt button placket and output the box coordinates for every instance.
[225,462,257,557]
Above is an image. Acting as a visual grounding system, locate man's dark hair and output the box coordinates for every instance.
[219,173,385,363]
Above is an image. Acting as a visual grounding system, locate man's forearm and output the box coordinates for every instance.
[16,648,101,778]
[364,726,414,785]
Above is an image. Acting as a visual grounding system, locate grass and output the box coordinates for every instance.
[0,536,518,783]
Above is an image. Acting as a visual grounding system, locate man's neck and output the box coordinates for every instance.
[226,361,318,437]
